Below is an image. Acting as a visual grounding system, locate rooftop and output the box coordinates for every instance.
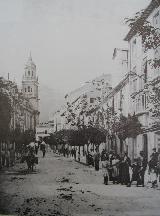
[124,0,159,41]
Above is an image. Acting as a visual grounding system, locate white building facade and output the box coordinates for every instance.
[124,0,160,160]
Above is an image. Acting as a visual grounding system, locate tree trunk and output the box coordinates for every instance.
[0,141,2,169]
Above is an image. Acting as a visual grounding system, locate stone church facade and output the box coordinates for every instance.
[3,54,40,133]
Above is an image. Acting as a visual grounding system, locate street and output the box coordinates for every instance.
[0,152,160,216]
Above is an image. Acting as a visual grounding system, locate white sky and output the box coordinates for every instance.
[0,0,150,94]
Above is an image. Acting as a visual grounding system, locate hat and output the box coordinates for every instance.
[152,148,156,151]
[140,150,144,156]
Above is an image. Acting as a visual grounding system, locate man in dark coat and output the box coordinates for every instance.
[121,153,131,186]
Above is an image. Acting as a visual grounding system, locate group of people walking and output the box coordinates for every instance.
[20,139,47,171]
[55,143,77,160]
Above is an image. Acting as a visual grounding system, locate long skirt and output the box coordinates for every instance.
[95,159,99,171]
[121,164,130,185]
[102,161,110,179]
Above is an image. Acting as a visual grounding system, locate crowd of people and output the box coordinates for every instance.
[101,148,160,188]
[54,143,160,188]
[2,138,160,188]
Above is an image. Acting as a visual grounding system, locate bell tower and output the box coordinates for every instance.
[22,53,39,126]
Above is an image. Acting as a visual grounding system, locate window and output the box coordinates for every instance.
[112,97,114,114]
[153,11,159,27]
[142,94,145,110]
[31,88,32,92]
[144,61,147,83]
[32,71,33,76]
[90,98,94,103]
[132,38,137,57]
[145,94,147,109]
[133,79,137,92]
[28,86,30,92]
[28,71,30,76]
[25,88,26,92]
[119,89,123,110]
[142,94,147,110]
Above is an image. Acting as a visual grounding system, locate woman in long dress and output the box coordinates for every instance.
[94,148,100,171]
[121,153,131,186]
[102,152,110,185]
[112,154,120,184]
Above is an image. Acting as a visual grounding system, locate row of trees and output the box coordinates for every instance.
[47,126,106,149]
[0,78,35,153]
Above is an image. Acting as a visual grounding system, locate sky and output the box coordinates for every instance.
[0,0,150,95]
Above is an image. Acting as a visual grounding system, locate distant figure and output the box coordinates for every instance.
[149,148,159,187]
[35,141,39,155]
[1,147,5,167]
[26,147,36,171]
[94,148,100,171]
[129,158,141,187]
[102,152,110,185]
[5,149,10,168]
[74,147,77,160]
[121,153,131,186]
[41,140,46,158]
[10,147,15,166]
[149,148,159,172]
[112,154,120,184]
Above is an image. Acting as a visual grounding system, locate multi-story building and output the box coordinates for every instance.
[92,73,130,155]
[124,0,160,159]
[1,54,40,133]
[50,74,112,131]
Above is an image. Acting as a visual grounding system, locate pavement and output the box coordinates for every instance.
[0,151,160,216]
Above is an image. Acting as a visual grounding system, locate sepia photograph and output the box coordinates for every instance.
[0,0,160,215]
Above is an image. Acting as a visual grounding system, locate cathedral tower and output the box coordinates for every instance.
[22,53,39,126]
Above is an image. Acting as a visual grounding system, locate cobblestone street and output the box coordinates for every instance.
[0,152,160,216]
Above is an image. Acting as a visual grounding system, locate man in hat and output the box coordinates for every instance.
[138,151,147,187]
[149,148,159,172]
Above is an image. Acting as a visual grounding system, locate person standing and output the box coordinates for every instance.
[74,147,77,161]
[94,148,100,171]
[121,153,131,186]
[149,148,159,172]
[5,148,10,168]
[102,152,110,185]
[35,141,39,155]
[129,158,140,187]
[138,151,147,187]
[112,154,120,184]
[10,146,15,166]
[41,140,46,158]
[148,148,159,187]
[1,147,5,167]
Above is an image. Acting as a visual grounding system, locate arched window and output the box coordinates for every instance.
[28,71,30,76]
[28,86,30,92]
